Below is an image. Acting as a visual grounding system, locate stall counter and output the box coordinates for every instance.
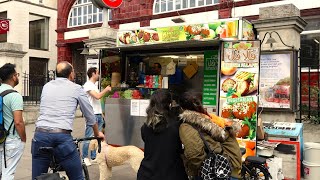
[105,98,146,148]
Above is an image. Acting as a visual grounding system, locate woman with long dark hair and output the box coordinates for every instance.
[137,89,188,180]
[179,92,242,179]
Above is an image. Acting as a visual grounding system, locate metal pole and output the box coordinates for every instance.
[102,8,110,28]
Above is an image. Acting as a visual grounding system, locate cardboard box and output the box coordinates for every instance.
[257,117,265,140]
[183,63,197,79]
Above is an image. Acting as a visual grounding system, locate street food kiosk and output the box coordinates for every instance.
[97,17,260,151]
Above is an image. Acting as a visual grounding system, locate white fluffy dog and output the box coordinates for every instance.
[89,140,144,180]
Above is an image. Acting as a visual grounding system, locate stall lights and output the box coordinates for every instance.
[314,39,319,44]
[261,31,294,51]
[80,45,89,55]
[160,55,180,58]
[171,17,185,23]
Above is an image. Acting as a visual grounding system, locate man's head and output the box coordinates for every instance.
[87,67,99,81]
[153,63,162,75]
[0,63,19,87]
[56,61,74,81]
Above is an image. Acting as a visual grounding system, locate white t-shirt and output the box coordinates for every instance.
[83,81,102,114]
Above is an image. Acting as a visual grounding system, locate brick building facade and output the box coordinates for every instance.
[57,0,320,74]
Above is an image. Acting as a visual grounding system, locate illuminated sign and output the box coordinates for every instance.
[91,0,123,9]
[0,20,9,34]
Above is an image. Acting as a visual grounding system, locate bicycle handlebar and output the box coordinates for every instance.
[73,137,103,153]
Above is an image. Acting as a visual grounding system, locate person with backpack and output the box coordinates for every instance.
[0,63,26,180]
[137,89,188,180]
[178,92,242,180]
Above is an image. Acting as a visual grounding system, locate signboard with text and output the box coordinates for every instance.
[203,50,219,110]
[219,41,260,155]
[259,52,292,109]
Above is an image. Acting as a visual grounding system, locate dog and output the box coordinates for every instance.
[89,140,144,180]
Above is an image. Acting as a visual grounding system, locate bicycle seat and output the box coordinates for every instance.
[240,148,246,155]
[246,156,266,164]
[39,147,54,154]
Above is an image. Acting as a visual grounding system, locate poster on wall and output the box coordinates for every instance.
[203,50,219,113]
[219,41,260,155]
[259,53,291,109]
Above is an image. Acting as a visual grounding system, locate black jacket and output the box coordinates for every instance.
[137,117,188,180]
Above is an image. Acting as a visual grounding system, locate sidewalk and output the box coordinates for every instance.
[14,117,136,180]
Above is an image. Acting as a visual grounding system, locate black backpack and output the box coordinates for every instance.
[193,126,232,180]
[0,89,17,168]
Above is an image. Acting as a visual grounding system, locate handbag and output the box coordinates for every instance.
[34,173,64,180]
[194,127,232,180]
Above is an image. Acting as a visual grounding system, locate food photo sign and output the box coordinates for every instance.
[219,41,260,155]
[259,52,292,109]
[116,19,240,46]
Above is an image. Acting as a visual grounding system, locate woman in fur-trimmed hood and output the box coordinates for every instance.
[179,92,242,179]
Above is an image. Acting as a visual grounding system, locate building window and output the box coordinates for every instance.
[29,14,49,50]
[0,11,7,43]
[68,0,112,28]
[153,0,219,14]
[301,16,320,68]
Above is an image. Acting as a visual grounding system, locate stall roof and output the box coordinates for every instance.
[103,39,221,53]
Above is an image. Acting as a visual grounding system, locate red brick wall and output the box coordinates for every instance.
[57,43,72,63]
[57,0,320,63]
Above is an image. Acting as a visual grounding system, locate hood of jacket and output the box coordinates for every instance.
[179,110,227,141]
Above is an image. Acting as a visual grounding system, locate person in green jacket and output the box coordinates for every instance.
[178,92,242,179]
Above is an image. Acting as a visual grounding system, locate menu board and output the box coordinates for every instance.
[203,50,219,109]
[219,41,260,155]
[117,19,240,46]
[260,53,291,109]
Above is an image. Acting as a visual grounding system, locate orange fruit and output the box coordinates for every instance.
[245,141,256,150]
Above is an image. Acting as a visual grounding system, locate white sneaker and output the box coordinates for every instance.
[83,158,92,166]
[91,158,98,164]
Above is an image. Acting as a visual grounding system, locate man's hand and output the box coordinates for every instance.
[97,131,105,141]
[92,123,105,141]
[104,85,112,92]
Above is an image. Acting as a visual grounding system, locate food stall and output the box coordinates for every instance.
[97,17,259,150]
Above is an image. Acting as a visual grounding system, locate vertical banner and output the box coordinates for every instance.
[0,20,9,34]
[203,50,219,113]
[219,41,260,155]
[87,58,100,86]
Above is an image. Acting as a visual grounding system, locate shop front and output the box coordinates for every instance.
[93,17,260,153]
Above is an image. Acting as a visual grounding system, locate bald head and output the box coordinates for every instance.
[56,61,73,78]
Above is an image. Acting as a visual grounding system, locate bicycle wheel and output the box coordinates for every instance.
[82,163,90,180]
[241,163,270,180]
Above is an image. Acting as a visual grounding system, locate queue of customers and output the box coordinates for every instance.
[0,61,241,180]
[137,89,242,180]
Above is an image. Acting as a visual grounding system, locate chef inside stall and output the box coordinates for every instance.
[152,63,162,75]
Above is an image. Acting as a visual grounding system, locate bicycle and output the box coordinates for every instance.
[35,137,102,180]
[240,148,272,180]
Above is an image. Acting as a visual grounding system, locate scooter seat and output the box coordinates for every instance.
[246,156,266,164]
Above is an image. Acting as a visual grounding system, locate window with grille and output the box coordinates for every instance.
[153,0,219,14]
[67,0,112,28]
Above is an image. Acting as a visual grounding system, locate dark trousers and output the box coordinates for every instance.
[31,131,83,180]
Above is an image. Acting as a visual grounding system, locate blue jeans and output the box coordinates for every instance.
[31,131,83,180]
[0,138,25,180]
[82,114,104,159]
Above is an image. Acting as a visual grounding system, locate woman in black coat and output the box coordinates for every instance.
[137,89,188,180]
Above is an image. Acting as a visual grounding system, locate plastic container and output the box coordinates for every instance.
[304,142,320,164]
[303,160,320,180]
